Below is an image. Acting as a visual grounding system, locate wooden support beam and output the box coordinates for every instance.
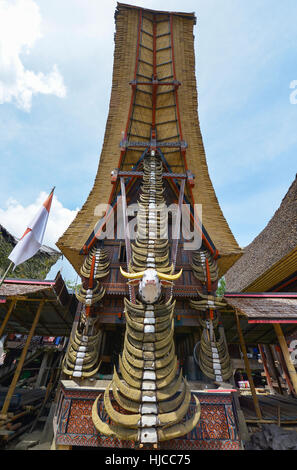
[171,178,185,271]
[6,297,57,302]
[120,177,136,304]
[265,344,283,394]
[235,310,262,420]
[0,300,45,418]
[258,344,275,394]
[274,344,294,394]
[0,299,17,337]
[40,291,72,330]
[274,323,297,395]
[25,302,51,335]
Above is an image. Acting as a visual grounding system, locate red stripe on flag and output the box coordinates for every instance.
[43,191,54,213]
[20,227,32,240]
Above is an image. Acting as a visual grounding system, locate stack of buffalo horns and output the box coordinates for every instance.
[92,152,200,444]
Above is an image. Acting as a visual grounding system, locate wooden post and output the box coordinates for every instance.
[0,300,45,417]
[258,344,275,394]
[170,178,185,299]
[171,178,185,270]
[274,323,297,395]
[35,351,50,388]
[275,345,295,395]
[235,310,262,420]
[0,298,17,338]
[264,344,283,394]
[120,176,136,304]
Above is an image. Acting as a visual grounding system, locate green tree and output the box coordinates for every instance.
[216,277,226,296]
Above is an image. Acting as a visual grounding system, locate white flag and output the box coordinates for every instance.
[8,188,55,268]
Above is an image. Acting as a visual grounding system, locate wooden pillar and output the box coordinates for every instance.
[275,345,294,394]
[35,350,51,389]
[265,344,283,394]
[274,323,297,395]
[0,298,17,338]
[235,310,262,420]
[258,344,275,394]
[120,176,136,303]
[0,300,45,417]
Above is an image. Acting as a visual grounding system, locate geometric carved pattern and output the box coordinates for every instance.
[55,385,241,450]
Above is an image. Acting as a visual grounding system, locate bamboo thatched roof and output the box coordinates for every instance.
[225,175,297,292]
[57,3,242,275]
[224,295,297,322]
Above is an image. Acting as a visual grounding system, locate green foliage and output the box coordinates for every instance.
[216,277,226,296]
[65,279,81,291]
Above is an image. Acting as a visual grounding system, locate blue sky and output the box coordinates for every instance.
[0,0,296,283]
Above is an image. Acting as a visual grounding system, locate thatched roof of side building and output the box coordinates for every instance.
[225,175,297,292]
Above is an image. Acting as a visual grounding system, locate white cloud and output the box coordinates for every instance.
[0,0,66,111]
[0,191,78,249]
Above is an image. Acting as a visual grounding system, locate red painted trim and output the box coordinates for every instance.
[132,81,180,86]
[205,258,212,292]
[225,292,297,298]
[274,275,297,292]
[85,306,91,317]
[88,255,96,290]
[248,320,297,324]
[198,389,237,393]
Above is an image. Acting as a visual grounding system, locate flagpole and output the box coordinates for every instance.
[0,261,14,289]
